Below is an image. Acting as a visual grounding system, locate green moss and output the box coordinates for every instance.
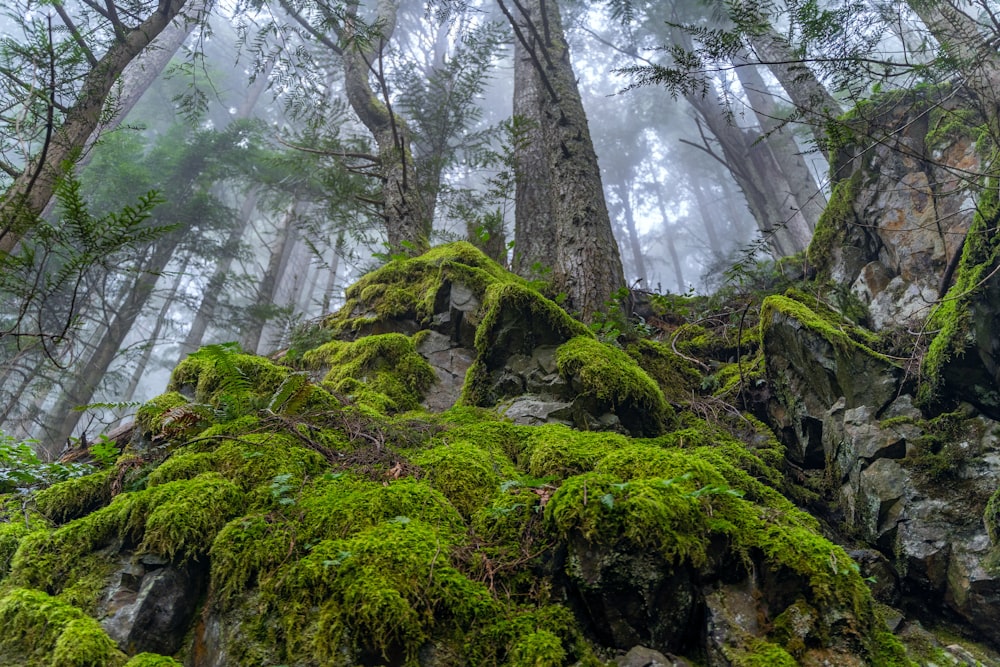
[0,587,126,666]
[123,654,184,667]
[463,282,592,406]
[209,475,467,609]
[34,468,113,524]
[731,639,798,667]
[518,425,628,478]
[920,175,1000,405]
[322,241,520,339]
[807,171,861,278]
[556,336,673,436]
[9,472,245,595]
[304,333,435,412]
[760,294,892,364]
[0,520,33,578]
[986,487,1000,545]
[412,441,515,517]
[134,391,205,441]
[274,519,495,665]
[507,629,565,666]
[169,347,289,412]
[625,339,701,401]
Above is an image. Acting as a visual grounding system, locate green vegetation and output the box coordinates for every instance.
[0,243,909,666]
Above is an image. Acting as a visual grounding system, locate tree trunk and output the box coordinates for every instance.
[38,240,179,455]
[340,1,430,254]
[750,28,843,150]
[687,181,725,261]
[687,91,812,256]
[0,0,194,254]
[503,0,626,319]
[121,252,193,404]
[619,182,648,286]
[735,57,827,231]
[177,190,258,360]
[241,205,298,355]
[907,0,1000,136]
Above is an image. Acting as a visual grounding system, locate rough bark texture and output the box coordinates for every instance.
[0,0,194,254]
[506,0,626,320]
[341,0,429,254]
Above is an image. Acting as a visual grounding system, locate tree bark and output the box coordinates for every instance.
[241,204,299,355]
[340,0,430,254]
[735,57,827,231]
[0,0,195,254]
[503,0,626,319]
[750,28,843,150]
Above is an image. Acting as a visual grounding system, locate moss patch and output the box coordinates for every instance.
[0,587,126,666]
[303,333,435,412]
[34,468,113,524]
[556,336,674,436]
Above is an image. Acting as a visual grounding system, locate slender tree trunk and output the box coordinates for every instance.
[687,181,725,261]
[656,195,687,292]
[687,91,811,256]
[0,0,194,254]
[121,253,192,403]
[502,0,626,319]
[241,205,298,355]
[321,230,345,314]
[907,0,1000,137]
[619,183,648,285]
[750,28,843,149]
[178,190,258,360]
[38,240,179,455]
[734,58,826,233]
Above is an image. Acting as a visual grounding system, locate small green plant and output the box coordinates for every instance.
[88,435,120,468]
[0,431,94,493]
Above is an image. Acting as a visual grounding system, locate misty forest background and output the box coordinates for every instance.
[0,0,992,457]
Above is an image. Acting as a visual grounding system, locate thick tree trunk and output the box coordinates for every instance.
[504,0,626,319]
[0,0,194,254]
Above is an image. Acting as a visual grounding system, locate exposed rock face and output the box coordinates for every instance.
[815,87,983,330]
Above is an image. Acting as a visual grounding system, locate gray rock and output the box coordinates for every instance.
[618,645,689,667]
[101,561,203,655]
[500,396,575,426]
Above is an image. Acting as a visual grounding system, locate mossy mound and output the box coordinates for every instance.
[0,243,910,666]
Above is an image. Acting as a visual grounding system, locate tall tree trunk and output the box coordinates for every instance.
[750,28,843,150]
[340,1,430,254]
[656,196,687,292]
[38,240,180,455]
[735,57,827,231]
[241,205,298,355]
[687,91,812,256]
[321,230,345,314]
[0,0,194,254]
[619,183,648,286]
[907,0,1000,136]
[121,253,192,403]
[177,190,258,360]
[687,181,725,261]
[502,0,626,319]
